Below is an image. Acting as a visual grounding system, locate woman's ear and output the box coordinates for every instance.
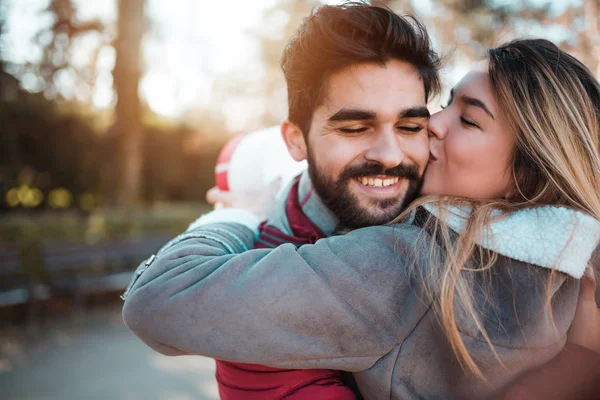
[503,184,516,200]
[281,120,308,162]
[503,166,519,200]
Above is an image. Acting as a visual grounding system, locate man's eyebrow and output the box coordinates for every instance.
[327,107,430,122]
[460,95,495,120]
[328,108,376,122]
[398,106,430,119]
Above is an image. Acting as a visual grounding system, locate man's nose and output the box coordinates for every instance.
[363,128,406,169]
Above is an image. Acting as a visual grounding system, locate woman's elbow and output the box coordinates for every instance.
[122,287,171,354]
[122,289,144,335]
[122,291,190,357]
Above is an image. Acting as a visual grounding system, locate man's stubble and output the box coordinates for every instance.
[306,146,425,230]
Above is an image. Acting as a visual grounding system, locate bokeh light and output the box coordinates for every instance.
[48,188,73,208]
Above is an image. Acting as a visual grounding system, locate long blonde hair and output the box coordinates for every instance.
[396,39,600,377]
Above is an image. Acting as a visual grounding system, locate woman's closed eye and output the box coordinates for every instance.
[439,98,480,129]
[460,116,479,128]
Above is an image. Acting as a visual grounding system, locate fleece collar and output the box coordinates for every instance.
[267,171,339,237]
[423,204,600,279]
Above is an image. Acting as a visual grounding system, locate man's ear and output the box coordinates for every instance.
[281,120,308,161]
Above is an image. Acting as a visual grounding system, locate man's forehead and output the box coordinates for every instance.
[321,61,427,112]
[327,61,424,90]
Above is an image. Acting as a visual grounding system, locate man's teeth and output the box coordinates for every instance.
[358,177,399,187]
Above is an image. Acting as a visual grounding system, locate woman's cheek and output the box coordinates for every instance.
[446,129,482,171]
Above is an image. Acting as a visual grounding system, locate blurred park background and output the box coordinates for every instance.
[0,0,598,399]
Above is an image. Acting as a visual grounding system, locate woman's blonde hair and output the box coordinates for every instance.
[395,39,600,377]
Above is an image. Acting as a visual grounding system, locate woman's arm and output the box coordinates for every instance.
[567,266,600,353]
[122,211,432,372]
[491,267,600,400]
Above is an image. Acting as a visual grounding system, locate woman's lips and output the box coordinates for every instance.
[429,152,438,162]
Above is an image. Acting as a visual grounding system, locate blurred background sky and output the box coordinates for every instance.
[4,0,350,132]
[2,0,590,131]
[0,1,598,398]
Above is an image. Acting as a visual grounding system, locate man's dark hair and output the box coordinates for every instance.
[281,2,442,136]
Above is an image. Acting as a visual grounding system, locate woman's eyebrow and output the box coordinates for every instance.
[460,95,495,120]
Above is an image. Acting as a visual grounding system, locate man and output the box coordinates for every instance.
[122,3,440,399]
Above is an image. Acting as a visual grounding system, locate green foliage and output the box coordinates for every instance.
[0,91,228,211]
[140,123,228,204]
[0,89,102,211]
[0,72,229,211]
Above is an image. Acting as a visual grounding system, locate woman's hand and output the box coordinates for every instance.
[567,266,600,353]
[490,267,600,400]
[205,178,282,221]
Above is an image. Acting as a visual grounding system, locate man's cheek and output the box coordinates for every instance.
[412,145,430,173]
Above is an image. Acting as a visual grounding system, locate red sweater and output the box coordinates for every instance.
[214,180,356,399]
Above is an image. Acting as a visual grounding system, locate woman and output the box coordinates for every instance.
[123,39,600,399]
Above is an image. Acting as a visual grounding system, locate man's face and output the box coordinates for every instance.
[305,60,430,229]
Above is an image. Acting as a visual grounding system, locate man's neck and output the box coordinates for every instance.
[265,170,339,237]
[297,171,339,236]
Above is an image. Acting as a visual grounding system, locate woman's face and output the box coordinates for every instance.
[421,61,516,199]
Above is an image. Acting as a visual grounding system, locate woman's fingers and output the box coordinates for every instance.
[567,267,600,353]
[206,187,233,207]
[581,266,597,301]
[205,178,282,219]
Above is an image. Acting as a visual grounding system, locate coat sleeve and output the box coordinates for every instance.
[122,220,433,372]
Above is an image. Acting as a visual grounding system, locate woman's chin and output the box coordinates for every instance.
[420,172,452,197]
[419,177,437,196]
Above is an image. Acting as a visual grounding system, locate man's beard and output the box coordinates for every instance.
[307,151,423,230]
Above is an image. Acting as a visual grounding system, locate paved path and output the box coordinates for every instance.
[0,304,219,400]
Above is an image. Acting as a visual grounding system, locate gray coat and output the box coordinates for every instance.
[122,179,599,399]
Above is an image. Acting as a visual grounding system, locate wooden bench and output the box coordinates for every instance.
[0,244,50,308]
[41,234,172,299]
[0,245,30,307]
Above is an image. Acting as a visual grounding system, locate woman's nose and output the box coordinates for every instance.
[428,110,448,141]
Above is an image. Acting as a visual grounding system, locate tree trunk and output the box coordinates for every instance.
[107,0,145,206]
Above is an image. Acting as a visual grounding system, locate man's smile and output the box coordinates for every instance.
[355,176,400,187]
[351,175,407,198]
